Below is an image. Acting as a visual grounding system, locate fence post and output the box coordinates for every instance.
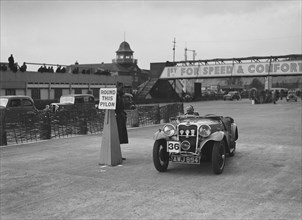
[40,111,51,140]
[79,109,88,134]
[0,109,7,146]
[79,119,88,134]
[155,105,160,124]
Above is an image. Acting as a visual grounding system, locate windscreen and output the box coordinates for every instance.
[59,96,75,104]
[0,98,8,107]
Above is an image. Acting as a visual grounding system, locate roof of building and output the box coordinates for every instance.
[70,62,139,73]
[116,41,134,53]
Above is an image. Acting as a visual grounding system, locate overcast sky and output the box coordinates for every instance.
[1,0,301,70]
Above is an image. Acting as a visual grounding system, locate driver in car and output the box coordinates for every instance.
[185,105,199,116]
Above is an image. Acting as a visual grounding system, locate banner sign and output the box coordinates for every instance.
[98,88,117,110]
[160,61,302,79]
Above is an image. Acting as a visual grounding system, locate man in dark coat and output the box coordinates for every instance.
[115,82,128,145]
[8,54,14,70]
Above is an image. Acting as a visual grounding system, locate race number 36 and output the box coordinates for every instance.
[168,141,180,153]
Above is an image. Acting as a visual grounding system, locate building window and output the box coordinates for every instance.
[75,88,82,94]
[54,88,62,99]
[5,89,16,95]
[31,88,41,100]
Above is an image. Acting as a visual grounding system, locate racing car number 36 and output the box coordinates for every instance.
[168,141,181,153]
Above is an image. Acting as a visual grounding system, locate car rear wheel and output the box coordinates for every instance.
[212,141,226,174]
[153,139,169,172]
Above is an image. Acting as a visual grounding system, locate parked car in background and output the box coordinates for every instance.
[286,91,298,102]
[0,95,38,122]
[223,91,241,101]
[50,94,95,112]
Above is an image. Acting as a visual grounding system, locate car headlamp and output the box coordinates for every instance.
[163,124,176,137]
[199,124,211,137]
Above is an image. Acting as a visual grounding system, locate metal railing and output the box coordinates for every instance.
[0,103,184,146]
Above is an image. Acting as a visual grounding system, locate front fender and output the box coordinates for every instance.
[200,131,224,149]
[153,130,168,141]
[231,123,238,141]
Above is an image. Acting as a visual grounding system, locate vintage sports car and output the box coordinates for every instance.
[286,91,298,102]
[153,114,238,174]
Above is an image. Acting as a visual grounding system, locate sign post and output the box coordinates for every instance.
[98,87,122,166]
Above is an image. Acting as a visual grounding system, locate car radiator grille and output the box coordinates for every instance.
[178,124,197,154]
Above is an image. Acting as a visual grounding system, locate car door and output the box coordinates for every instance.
[5,98,22,121]
[21,98,36,115]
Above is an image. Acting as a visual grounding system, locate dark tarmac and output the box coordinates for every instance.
[1,98,301,219]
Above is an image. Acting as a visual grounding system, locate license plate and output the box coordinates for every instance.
[167,141,180,153]
[170,155,200,164]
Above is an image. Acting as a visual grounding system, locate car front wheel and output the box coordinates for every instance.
[212,141,226,174]
[229,142,236,157]
[153,139,169,172]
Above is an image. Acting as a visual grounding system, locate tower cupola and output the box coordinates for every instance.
[113,41,137,64]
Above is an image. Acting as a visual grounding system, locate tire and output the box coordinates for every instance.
[229,142,236,157]
[212,141,226,174]
[153,139,169,172]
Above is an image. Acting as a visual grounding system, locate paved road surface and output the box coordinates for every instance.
[1,99,301,219]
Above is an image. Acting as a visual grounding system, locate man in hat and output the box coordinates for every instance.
[115,82,128,160]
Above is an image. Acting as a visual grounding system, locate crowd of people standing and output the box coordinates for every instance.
[0,54,27,72]
[1,54,67,73]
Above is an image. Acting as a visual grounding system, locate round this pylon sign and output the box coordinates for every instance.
[98,88,117,110]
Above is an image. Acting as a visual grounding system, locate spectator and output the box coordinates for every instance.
[42,64,47,72]
[73,67,79,74]
[43,105,50,112]
[19,62,27,72]
[115,82,128,160]
[56,66,62,73]
[38,66,43,73]
[275,90,280,101]
[8,54,14,70]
